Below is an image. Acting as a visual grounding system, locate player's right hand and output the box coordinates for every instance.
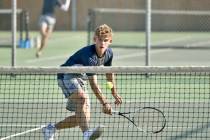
[102,103,112,115]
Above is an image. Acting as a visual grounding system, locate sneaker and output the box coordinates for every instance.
[42,124,57,140]
[83,125,104,140]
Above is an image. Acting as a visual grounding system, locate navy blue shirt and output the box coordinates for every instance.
[58,44,113,79]
[41,0,61,15]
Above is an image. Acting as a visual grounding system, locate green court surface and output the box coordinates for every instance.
[1,31,210,67]
[1,31,210,139]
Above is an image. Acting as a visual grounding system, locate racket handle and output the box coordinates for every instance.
[111,109,120,115]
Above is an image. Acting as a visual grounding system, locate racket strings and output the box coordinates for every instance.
[134,108,165,133]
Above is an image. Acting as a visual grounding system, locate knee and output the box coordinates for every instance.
[77,92,88,105]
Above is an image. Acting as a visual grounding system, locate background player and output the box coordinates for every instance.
[42,24,122,140]
[36,0,71,58]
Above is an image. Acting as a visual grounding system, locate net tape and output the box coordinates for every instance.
[0,66,210,74]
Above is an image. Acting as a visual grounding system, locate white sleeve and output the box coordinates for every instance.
[60,0,71,11]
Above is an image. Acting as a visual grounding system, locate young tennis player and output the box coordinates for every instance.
[36,0,71,58]
[42,24,122,140]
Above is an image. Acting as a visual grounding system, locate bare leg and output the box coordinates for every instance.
[36,24,53,58]
[55,115,78,130]
[74,92,90,132]
[54,91,90,132]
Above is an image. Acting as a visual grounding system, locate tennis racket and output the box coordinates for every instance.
[112,107,166,134]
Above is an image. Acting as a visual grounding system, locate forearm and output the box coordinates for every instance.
[91,86,108,105]
[106,73,122,105]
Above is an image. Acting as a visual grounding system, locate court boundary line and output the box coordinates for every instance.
[0,125,46,140]
[25,48,172,64]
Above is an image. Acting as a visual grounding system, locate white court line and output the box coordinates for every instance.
[120,34,194,47]
[0,125,46,140]
[114,49,171,60]
[186,40,210,47]
[25,48,172,64]
[152,36,193,46]
[0,124,41,127]
[25,54,69,63]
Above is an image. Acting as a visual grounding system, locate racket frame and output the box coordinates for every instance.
[112,107,166,134]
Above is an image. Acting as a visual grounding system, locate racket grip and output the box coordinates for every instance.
[111,109,120,115]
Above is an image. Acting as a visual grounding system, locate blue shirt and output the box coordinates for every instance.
[41,0,61,16]
[58,44,113,79]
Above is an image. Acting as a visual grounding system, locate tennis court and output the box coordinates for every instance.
[1,0,210,139]
[1,31,210,139]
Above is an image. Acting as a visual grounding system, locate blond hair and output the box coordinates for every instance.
[94,24,113,38]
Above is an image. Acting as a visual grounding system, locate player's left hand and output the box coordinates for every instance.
[113,94,122,105]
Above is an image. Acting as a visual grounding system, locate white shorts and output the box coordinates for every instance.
[38,15,56,29]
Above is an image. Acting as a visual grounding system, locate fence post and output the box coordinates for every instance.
[145,0,151,66]
[11,0,17,67]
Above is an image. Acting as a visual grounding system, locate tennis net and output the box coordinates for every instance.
[0,66,210,140]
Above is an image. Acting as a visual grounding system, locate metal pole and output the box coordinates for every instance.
[11,0,17,67]
[71,0,77,30]
[87,9,91,45]
[145,0,151,66]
